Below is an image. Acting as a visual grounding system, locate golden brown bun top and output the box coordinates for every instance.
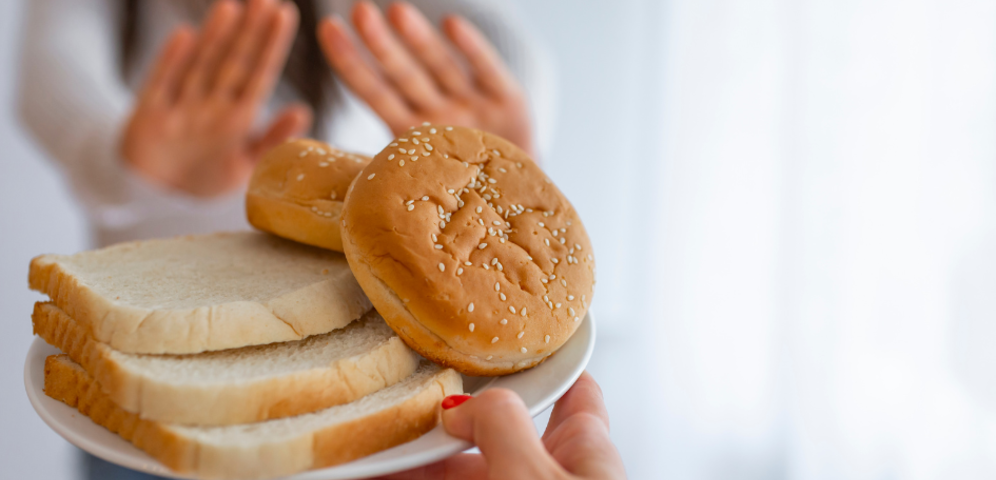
[249,138,371,204]
[342,125,595,367]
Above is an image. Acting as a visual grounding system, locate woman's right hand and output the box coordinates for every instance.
[121,0,310,198]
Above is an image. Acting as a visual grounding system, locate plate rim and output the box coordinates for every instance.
[24,312,596,480]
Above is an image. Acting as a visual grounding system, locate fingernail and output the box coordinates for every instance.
[441,394,472,410]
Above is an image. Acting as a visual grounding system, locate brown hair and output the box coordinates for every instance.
[121,0,334,137]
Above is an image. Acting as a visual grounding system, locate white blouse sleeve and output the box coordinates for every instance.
[16,0,242,230]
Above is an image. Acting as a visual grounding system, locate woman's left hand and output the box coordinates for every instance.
[318,1,535,157]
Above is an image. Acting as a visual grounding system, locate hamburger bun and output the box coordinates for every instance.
[247,139,371,251]
[341,125,595,376]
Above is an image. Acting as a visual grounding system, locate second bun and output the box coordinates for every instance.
[341,125,596,376]
[247,139,371,251]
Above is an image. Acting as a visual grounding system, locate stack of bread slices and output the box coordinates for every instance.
[31,187,462,476]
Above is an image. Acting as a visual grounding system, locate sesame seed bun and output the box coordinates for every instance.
[341,125,595,376]
[247,139,371,251]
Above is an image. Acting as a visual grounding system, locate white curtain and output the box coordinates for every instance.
[622,0,996,478]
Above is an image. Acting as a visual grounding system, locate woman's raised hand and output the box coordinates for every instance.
[318,1,535,157]
[121,0,310,197]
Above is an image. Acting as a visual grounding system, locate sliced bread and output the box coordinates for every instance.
[33,302,419,425]
[29,231,372,354]
[45,355,463,480]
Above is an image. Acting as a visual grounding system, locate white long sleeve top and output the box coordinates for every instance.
[17,0,554,247]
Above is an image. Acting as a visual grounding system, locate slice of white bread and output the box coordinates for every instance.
[29,231,372,354]
[45,355,463,480]
[33,302,419,425]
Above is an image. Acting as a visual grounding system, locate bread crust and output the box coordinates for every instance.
[28,232,372,354]
[33,302,419,426]
[246,139,371,252]
[341,125,595,375]
[44,355,463,480]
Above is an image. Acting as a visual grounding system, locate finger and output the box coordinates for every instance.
[373,453,486,480]
[318,16,413,132]
[242,2,299,104]
[213,0,277,96]
[543,371,610,440]
[442,389,565,479]
[387,2,473,98]
[352,1,446,110]
[248,103,313,160]
[140,26,197,107]
[178,0,243,100]
[442,15,519,99]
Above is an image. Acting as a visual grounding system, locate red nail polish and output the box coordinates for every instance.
[441,394,472,410]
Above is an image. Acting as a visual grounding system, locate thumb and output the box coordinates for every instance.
[248,103,314,160]
[442,389,565,479]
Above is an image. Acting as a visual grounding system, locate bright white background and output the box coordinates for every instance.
[4,0,996,479]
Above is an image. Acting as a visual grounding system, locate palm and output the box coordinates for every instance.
[319,1,534,157]
[121,0,310,198]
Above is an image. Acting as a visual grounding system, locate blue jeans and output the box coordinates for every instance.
[83,451,167,480]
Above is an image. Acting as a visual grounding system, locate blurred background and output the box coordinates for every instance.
[4,0,996,479]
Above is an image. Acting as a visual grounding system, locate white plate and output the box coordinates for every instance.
[24,312,595,479]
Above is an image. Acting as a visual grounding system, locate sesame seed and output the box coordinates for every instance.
[476,206,483,213]
[541,278,548,284]
[561,279,567,287]
[553,230,559,237]
[411,156,418,161]
[440,220,446,229]
[388,154,395,160]
[483,264,490,270]
[413,130,422,135]
[520,347,527,353]
[297,174,305,181]
[399,159,405,166]
[390,142,398,147]
[560,238,567,244]
[483,194,492,201]
[430,128,437,134]
[408,149,416,155]
[465,261,473,266]
[500,238,506,244]
[478,219,485,226]
[316,148,326,155]
[517,331,524,339]
[500,293,506,301]
[299,151,308,157]
[574,317,580,322]
[488,178,497,184]
[367,173,376,180]
[413,138,420,145]
[468,303,474,312]
[491,258,498,265]
[509,306,516,314]
[500,319,508,325]
[469,323,475,332]
[457,268,464,275]
[478,243,487,249]
[491,337,499,343]
[568,295,575,300]
[516,162,523,168]
[447,189,455,194]
[438,206,444,214]
[556,303,562,309]
[438,263,445,272]
[422,137,430,142]
[446,126,453,131]
[538,222,545,227]
[582,295,586,302]
[407,204,414,211]
[495,282,501,291]
[312,206,318,212]
[406,200,415,205]
[398,147,406,153]
[493,221,502,226]
[552,258,559,264]
[492,149,501,156]
[330,192,337,200]
[545,335,551,343]
[545,239,550,246]
[423,151,430,157]
[434,244,443,250]
[486,355,493,360]
[499,167,507,173]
